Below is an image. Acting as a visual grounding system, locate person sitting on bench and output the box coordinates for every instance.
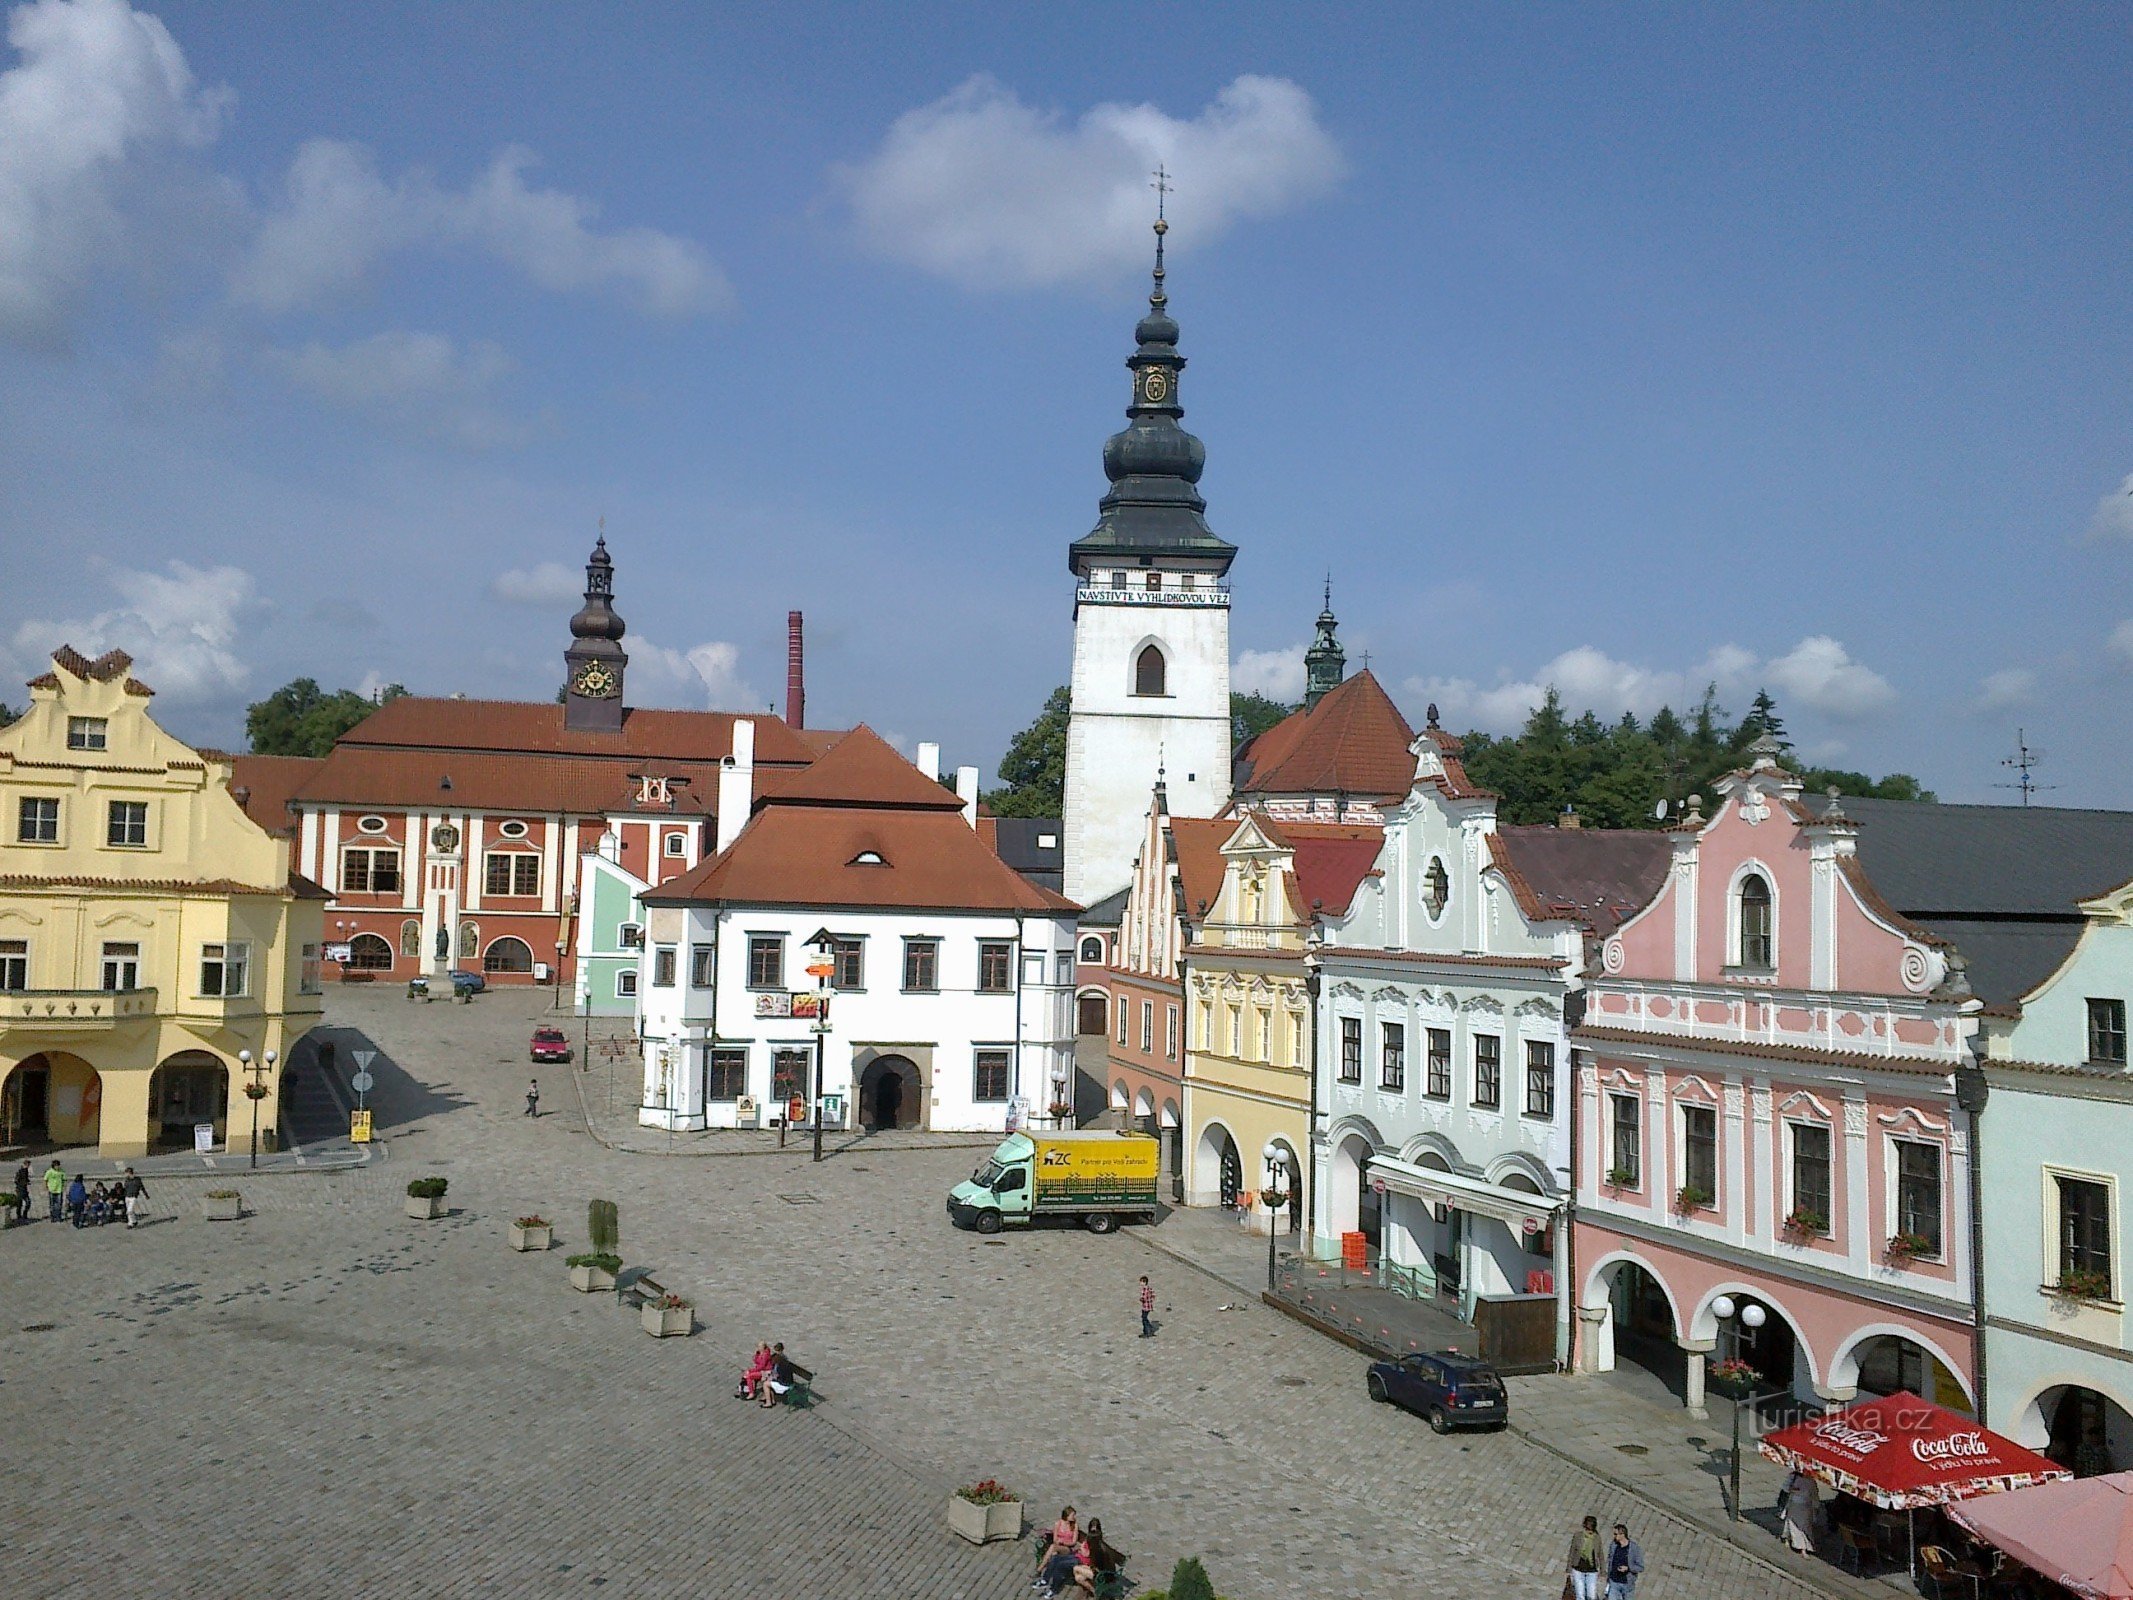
[1073,1518,1124,1596]
[757,1343,796,1408]
[736,1343,774,1400]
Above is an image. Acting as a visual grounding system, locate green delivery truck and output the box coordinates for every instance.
[946,1129,1161,1235]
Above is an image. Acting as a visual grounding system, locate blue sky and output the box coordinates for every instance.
[4,2,2132,801]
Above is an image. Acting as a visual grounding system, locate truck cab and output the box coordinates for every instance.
[947,1134,1037,1234]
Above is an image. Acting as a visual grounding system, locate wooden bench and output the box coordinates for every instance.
[617,1269,669,1310]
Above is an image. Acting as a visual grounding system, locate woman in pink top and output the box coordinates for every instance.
[738,1343,774,1399]
[1034,1508,1078,1593]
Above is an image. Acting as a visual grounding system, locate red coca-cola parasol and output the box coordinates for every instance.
[1758,1391,2069,1511]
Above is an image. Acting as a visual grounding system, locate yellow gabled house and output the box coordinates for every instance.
[0,646,326,1158]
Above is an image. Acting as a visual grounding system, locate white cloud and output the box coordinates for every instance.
[259,330,537,450]
[1234,644,1305,701]
[628,636,759,711]
[2088,474,2133,541]
[10,558,254,701]
[235,139,730,317]
[490,561,584,608]
[0,0,229,345]
[1973,667,2038,715]
[838,74,1344,290]
[2108,619,2133,667]
[1408,637,1894,734]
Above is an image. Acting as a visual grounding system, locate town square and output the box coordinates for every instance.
[7,5,2133,1598]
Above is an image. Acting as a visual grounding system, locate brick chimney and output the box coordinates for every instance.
[785,610,804,729]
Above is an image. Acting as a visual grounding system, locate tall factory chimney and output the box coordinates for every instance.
[785,610,805,729]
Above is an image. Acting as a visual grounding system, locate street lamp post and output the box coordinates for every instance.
[239,1047,276,1169]
[1710,1294,1767,1520]
[805,929,837,1164]
[1261,1142,1292,1292]
[1303,925,1323,1251]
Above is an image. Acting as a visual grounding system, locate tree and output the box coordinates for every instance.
[985,685,1069,818]
[0,701,17,730]
[1742,687,1789,748]
[245,678,407,758]
[1231,691,1296,748]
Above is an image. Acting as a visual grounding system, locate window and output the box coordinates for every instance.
[66,716,107,750]
[1140,1000,1154,1051]
[1023,951,1047,986]
[101,941,140,992]
[2088,999,2127,1066]
[708,1049,748,1101]
[978,941,1013,993]
[1287,1010,1303,1068]
[902,938,938,992]
[1055,951,1072,985]
[1425,1028,1452,1099]
[1227,1002,1243,1056]
[1473,1034,1502,1109]
[772,1050,810,1106]
[106,800,148,848]
[1080,936,1103,963]
[2058,1175,2113,1295]
[16,796,58,844]
[1790,1124,1832,1230]
[1423,858,1449,920]
[1737,873,1774,969]
[1609,1094,1641,1185]
[618,923,644,950]
[652,946,677,987]
[1134,644,1166,697]
[1195,999,1210,1050]
[832,937,865,990]
[1524,1040,1556,1119]
[199,942,250,998]
[399,918,421,958]
[1338,1016,1362,1083]
[0,939,26,990]
[1255,1007,1271,1062]
[340,848,401,895]
[1380,1022,1406,1092]
[1117,997,1130,1043]
[484,852,540,897]
[1894,1140,1943,1258]
[747,936,784,990]
[346,934,393,972]
[1681,1104,1718,1201]
[482,938,532,973]
[973,1049,1012,1102]
[664,832,687,857]
[300,943,322,995]
[616,969,637,998]
[1165,1005,1179,1059]
[1144,570,1162,591]
[690,944,714,987]
[356,815,388,834]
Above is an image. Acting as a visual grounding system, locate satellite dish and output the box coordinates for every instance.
[1653,798,1670,820]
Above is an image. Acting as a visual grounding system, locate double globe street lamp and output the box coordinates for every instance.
[1261,1141,1293,1291]
[1710,1293,1767,1521]
[237,1047,277,1170]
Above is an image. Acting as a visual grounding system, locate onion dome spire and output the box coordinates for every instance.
[1304,576,1347,709]
[569,534,626,643]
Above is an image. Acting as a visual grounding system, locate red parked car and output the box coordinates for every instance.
[530,1026,573,1064]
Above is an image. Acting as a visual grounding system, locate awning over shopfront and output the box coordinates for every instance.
[1366,1155,1566,1230]
[1949,1470,2133,1600]
[1758,1392,2070,1511]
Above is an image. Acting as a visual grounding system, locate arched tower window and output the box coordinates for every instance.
[1134,644,1167,697]
[1738,873,1774,969]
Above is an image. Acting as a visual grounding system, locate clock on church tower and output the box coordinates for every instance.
[562,536,629,734]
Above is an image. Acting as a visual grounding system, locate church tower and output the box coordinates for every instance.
[1303,582,1346,710]
[1063,215,1235,905]
[563,536,628,734]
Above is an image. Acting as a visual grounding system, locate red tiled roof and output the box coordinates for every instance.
[759,726,966,811]
[338,696,829,767]
[1572,1024,1954,1078]
[1169,817,1235,922]
[1254,819,1384,918]
[290,747,725,815]
[1233,671,1417,801]
[28,644,155,697]
[1490,826,1672,930]
[0,874,322,899]
[229,755,325,834]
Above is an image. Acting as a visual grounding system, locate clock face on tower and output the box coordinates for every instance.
[1140,368,1170,405]
[572,662,619,699]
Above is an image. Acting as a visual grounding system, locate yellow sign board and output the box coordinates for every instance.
[350,1109,373,1144]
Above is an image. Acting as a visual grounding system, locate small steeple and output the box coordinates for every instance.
[564,528,629,733]
[1303,577,1346,710]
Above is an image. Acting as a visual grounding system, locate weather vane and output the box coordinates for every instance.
[1151,163,1172,221]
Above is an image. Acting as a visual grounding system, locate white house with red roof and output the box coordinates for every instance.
[635,728,1080,1135]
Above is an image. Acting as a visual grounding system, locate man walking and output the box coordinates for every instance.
[44,1159,64,1222]
[1138,1275,1155,1339]
[525,1079,540,1118]
[121,1167,149,1229]
[1606,1523,1644,1599]
[13,1159,29,1223]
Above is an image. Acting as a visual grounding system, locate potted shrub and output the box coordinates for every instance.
[2054,1267,2113,1305]
[1781,1206,1828,1241]
[1886,1230,1933,1266]
[202,1189,243,1222]
[510,1214,552,1252]
[404,1176,448,1219]
[946,1480,1023,1544]
[1674,1184,1714,1215]
[1605,1166,1637,1191]
[570,1198,621,1290]
[640,1291,693,1338]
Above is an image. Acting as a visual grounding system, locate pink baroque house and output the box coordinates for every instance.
[1572,742,1981,1418]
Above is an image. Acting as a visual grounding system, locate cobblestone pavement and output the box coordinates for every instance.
[2,988,1859,1598]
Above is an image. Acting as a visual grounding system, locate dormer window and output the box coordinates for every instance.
[1737,873,1774,969]
[1134,645,1166,697]
[1423,857,1449,920]
[851,850,887,866]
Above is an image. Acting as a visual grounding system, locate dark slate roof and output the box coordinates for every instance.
[1079,884,1131,929]
[990,817,1065,894]
[1492,826,1673,930]
[1800,794,2133,1004]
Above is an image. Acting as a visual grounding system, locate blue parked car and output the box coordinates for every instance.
[1365,1350,1508,1433]
[448,969,486,996]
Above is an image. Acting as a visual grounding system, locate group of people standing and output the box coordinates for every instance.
[1565,1516,1644,1599]
[13,1160,149,1229]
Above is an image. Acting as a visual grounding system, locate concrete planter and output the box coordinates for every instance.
[947,1495,1023,1544]
[510,1222,552,1252]
[404,1195,443,1220]
[202,1193,243,1222]
[570,1263,616,1293]
[640,1301,692,1338]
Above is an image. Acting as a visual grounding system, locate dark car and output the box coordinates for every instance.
[449,969,486,996]
[1365,1350,1508,1433]
[530,1026,572,1064]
